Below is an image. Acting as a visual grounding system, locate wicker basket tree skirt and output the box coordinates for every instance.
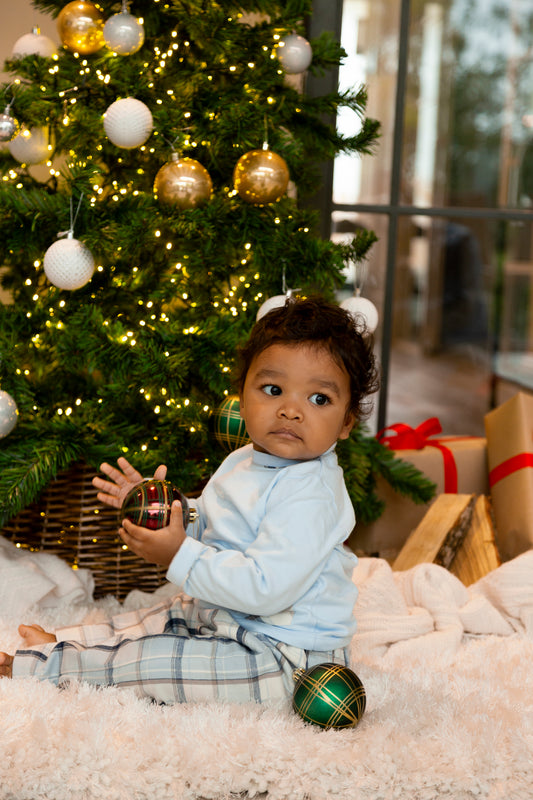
[1,463,166,599]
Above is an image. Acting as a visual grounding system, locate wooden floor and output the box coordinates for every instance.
[375,340,523,437]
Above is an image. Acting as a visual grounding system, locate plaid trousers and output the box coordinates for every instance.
[12,594,348,705]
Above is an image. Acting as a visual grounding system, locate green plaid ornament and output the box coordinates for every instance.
[292,662,366,730]
[211,395,250,451]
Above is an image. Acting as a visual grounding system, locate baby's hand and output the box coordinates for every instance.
[119,500,186,567]
[92,456,167,509]
[18,624,57,646]
[0,652,13,679]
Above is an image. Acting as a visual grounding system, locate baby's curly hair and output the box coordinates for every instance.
[237,296,380,422]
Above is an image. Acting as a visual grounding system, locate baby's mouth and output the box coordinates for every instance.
[271,428,301,440]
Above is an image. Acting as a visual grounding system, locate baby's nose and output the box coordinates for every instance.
[279,401,303,420]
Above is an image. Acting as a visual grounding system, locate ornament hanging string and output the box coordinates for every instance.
[58,192,84,240]
[352,244,368,297]
[162,129,193,157]
[2,82,17,103]
[262,114,270,150]
[281,263,300,298]
[1,82,18,113]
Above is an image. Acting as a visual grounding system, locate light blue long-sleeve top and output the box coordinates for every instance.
[166,444,358,651]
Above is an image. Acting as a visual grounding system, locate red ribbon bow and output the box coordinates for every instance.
[377,417,458,493]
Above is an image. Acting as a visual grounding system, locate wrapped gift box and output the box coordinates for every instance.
[484,391,533,561]
[348,419,489,561]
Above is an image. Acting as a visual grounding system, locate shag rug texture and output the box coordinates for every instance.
[1,543,533,800]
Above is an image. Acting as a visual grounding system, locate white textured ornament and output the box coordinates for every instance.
[277,34,313,74]
[341,295,379,334]
[12,28,57,58]
[9,127,52,164]
[256,294,290,320]
[103,11,145,55]
[44,237,95,290]
[0,389,18,438]
[103,97,153,149]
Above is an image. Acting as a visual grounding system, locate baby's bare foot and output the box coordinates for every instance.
[0,652,13,678]
[18,624,57,646]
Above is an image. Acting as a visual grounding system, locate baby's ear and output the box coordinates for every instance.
[339,411,356,440]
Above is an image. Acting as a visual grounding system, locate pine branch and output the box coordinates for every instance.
[337,426,437,525]
[0,420,91,525]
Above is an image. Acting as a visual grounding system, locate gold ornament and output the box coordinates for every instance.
[57,1,105,55]
[233,147,289,205]
[154,155,213,209]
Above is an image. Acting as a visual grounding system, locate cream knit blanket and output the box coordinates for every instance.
[350,552,533,666]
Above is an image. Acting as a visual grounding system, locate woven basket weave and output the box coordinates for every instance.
[1,462,166,600]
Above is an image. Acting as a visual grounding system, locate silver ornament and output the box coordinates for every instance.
[277,34,313,74]
[0,389,18,438]
[103,11,145,55]
[0,107,20,142]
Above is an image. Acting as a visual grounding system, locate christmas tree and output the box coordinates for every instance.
[0,0,434,537]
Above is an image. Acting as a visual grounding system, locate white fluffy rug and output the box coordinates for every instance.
[1,551,533,800]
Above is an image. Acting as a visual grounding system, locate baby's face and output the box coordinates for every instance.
[239,342,354,461]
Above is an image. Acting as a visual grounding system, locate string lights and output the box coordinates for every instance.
[0,0,377,535]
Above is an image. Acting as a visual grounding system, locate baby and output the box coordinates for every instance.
[0,296,378,704]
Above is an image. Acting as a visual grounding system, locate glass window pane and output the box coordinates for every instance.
[333,0,401,205]
[387,215,532,434]
[403,0,533,210]
[493,219,533,387]
[329,0,533,435]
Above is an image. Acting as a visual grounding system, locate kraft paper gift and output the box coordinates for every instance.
[349,418,489,561]
[485,391,533,561]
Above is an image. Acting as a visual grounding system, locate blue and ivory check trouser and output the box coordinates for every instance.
[12,594,348,705]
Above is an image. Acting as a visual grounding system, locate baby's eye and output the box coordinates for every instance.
[309,393,330,406]
[262,384,282,396]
